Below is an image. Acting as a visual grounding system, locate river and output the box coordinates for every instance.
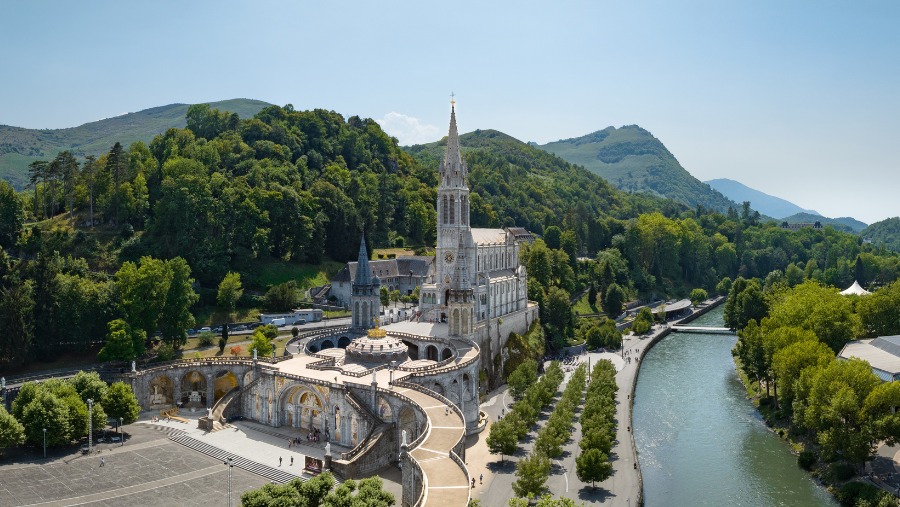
[633,306,837,506]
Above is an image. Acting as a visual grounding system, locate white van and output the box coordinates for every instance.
[271,318,286,327]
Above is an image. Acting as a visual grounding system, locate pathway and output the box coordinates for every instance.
[391,385,470,506]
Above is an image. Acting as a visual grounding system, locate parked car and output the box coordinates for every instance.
[232,324,247,331]
[212,325,223,332]
[293,319,307,325]
[187,328,197,336]
[199,326,211,333]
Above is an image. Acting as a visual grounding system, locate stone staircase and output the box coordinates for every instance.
[168,433,301,484]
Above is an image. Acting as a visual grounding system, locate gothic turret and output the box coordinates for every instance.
[351,234,380,330]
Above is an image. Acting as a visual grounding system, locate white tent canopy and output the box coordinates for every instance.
[840,280,872,296]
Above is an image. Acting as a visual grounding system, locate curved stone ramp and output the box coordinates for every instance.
[393,386,470,506]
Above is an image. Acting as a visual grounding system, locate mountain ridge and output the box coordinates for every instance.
[535,125,740,213]
[705,178,820,219]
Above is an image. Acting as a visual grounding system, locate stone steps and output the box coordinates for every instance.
[169,433,300,484]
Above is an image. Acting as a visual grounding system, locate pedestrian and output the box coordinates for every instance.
[288,438,292,448]
[471,478,475,488]
[100,457,105,467]
[479,473,483,484]
[445,407,449,416]
[290,456,294,466]
[279,456,282,466]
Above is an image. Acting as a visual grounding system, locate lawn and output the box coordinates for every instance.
[163,333,293,359]
[250,259,344,291]
[372,247,416,258]
[572,291,600,315]
[192,307,262,327]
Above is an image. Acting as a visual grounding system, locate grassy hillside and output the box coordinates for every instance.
[705,178,819,219]
[862,217,900,252]
[536,125,738,213]
[779,212,867,233]
[0,98,272,187]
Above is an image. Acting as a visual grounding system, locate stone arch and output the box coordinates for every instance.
[309,345,319,353]
[441,348,453,361]
[321,340,334,350]
[452,308,460,334]
[448,379,460,405]
[398,406,417,444]
[281,385,325,432]
[463,373,472,395]
[432,382,445,396]
[338,336,351,348]
[148,375,173,407]
[425,345,439,361]
[403,341,419,360]
[213,370,239,403]
[377,396,394,422]
[181,370,208,407]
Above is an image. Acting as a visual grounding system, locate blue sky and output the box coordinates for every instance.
[1,1,898,223]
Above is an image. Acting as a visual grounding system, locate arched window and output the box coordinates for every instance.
[450,196,456,224]
[442,195,448,224]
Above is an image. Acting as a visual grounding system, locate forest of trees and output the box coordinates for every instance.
[0,103,899,368]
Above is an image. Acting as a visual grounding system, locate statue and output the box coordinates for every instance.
[401,429,408,447]
[207,407,213,417]
[325,442,332,457]
[131,361,136,372]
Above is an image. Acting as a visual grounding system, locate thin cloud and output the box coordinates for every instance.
[378,112,440,146]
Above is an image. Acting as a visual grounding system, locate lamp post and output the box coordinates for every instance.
[119,417,124,446]
[224,457,233,507]
[43,428,46,458]
[87,399,93,454]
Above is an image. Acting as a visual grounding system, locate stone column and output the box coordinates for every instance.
[174,374,182,409]
[207,373,215,409]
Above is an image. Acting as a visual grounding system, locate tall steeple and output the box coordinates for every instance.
[354,233,371,287]
[440,100,466,183]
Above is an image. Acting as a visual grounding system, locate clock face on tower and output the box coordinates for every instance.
[444,252,454,264]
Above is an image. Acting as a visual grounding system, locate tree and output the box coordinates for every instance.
[217,271,243,314]
[544,226,562,250]
[265,281,299,311]
[27,160,48,219]
[82,155,98,227]
[507,359,538,399]
[102,382,141,424]
[321,476,394,507]
[106,142,126,223]
[380,286,389,308]
[766,280,860,352]
[159,257,198,348]
[858,281,900,338]
[0,405,25,453]
[602,283,626,317]
[251,330,274,357]
[512,452,551,498]
[0,180,23,248]
[20,391,73,447]
[98,319,143,362]
[576,448,612,488]
[486,418,518,462]
[71,371,108,405]
[689,288,708,306]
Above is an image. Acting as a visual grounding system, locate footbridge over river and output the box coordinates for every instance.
[670,325,735,335]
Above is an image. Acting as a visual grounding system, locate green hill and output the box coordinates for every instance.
[406,128,682,239]
[0,98,272,188]
[862,217,900,252]
[536,125,738,213]
[779,212,867,233]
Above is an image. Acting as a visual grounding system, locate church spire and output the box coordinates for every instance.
[442,97,464,177]
[354,233,371,287]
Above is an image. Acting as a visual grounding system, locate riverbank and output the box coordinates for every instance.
[619,296,725,506]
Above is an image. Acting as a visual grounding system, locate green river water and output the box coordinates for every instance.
[633,306,838,507]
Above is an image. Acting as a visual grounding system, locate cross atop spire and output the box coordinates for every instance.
[450,91,455,106]
[442,96,463,176]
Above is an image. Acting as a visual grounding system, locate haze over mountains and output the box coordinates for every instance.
[705,178,819,219]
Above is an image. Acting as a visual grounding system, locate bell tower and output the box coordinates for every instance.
[435,98,474,310]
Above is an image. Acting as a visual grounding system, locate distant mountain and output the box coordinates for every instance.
[0,98,272,188]
[705,178,819,219]
[779,212,868,234]
[861,217,900,252]
[536,125,738,213]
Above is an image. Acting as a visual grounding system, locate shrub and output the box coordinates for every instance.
[797,450,816,471]
[218,336,227,353]
[836,481,888,507]
[156,343,175,361]
[198,331,215,347]
[828,462,856,483]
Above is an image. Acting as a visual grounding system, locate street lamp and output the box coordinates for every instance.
[119,417,124,446]
[87,399,93,454]
[43,428,46,458]
[224,457,234,507]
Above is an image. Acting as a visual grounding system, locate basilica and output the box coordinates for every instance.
[128,103,538,507]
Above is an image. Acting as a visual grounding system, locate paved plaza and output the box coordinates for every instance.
[0,432,266,506]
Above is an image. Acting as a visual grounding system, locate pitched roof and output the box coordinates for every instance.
[471,228,507,245]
